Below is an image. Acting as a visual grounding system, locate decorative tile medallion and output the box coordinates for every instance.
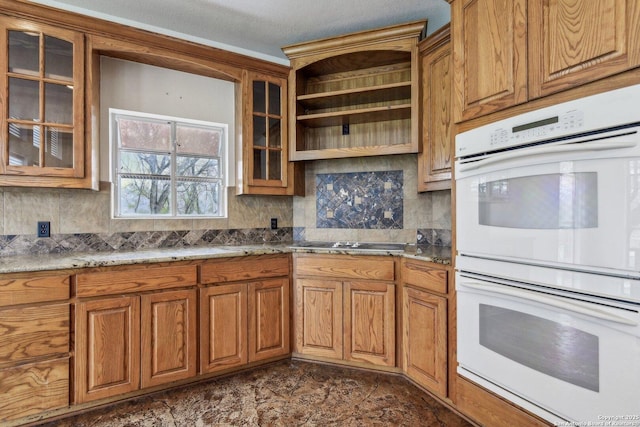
[316,171,403,229]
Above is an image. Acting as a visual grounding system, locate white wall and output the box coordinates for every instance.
[99,57,236,185]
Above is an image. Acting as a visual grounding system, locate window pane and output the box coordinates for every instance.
[117,118,171,151]
[268,82,280,115]
[176,156,219,178]
[119,176,171,215]
[253,80,265,114]
[44,35,73,81]
[176,124,222,156]
[120,152,171,175]
[8,31,39,76]
[253,148,266,180]
[253,116,266,147]
[9,77,39,121]
[176,180,220,216]
[44,127,73,168]
[45,83,73,124]
[269,117,281,148]
[8,124,40,166]
[269,151,281,180]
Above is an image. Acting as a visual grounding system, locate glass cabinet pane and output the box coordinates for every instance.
[269,151,281,180]
[253,81,265,113]
[253,149,266,180]
[44,35,73,81]
[44,126,73,168]
[253,116,266,147]
[44,83,73,124]
[268,118,281,148]
[9,77,39,121]
[268,82,280,115]
[8,31,39,76]
[8,124,40,166]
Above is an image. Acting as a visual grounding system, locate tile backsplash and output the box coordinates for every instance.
[316,171,403,229]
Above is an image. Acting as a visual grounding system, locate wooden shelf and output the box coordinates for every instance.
[297,82,411,111]
[297,104,411,128]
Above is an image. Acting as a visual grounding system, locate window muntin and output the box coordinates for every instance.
[112,110,227,218]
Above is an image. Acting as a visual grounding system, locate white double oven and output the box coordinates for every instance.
[455,85,640,424]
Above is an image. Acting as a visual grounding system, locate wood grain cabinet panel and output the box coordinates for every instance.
[201,255,289,284]
[403,286,447,397]
[248,278,290,362]
[0,357,69,422]
[294,278,343,359]
[402,260,448,294]
[344,281,395,367]
[528,0,640,98]
[74,296,140,404]
[141,289,197,388]
[451,0,528,122]
[200,283,248,374]
[0,272,70,306]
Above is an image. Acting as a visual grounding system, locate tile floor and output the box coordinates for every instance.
[41,360,473,426]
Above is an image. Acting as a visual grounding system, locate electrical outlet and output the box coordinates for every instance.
[270,218,278,230]
[37,221,50,238]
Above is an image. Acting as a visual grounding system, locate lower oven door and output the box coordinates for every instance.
[456,272,640,423]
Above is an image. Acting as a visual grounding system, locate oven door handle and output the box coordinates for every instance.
[458,139,637,172]
[459,281,638,326]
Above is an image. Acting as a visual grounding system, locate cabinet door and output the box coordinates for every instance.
[199,283,247,373]
[141,289,197,388]
[294,278,343,359]
[403,286,447,397]
[248,278,290,361]
[74,296,140,404]
[344,281,395,367]
[451,0,527,122]
[0,17,88,187]
[418,26,452,192]
[529,0,640,98]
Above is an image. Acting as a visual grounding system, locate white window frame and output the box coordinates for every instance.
[110,108,228,219]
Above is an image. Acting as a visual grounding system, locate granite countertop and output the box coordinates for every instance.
[0,243,451,274]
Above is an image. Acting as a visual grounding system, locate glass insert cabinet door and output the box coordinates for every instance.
[0,17,84,178]
[248,72,287,187]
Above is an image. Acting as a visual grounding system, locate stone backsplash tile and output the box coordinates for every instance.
[0,227,293,256]
[316,170,403,229]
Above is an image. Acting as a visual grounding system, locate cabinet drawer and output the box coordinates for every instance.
[0,272,70,306]
[0,357,70,422]
[201,255,289,284]
[402,260,448,294]
[76,264,197,297]
[295,255,395,281]
[0,304,69,365]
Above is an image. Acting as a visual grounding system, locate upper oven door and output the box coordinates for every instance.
[455,128,640,277]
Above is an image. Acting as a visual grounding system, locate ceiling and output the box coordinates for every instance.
[28,0,451,65]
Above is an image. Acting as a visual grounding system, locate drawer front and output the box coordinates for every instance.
[0,304,70,364]
[0,357,70,422]
[201,255,289,284]
[402,260,448,294]
[76,264,197,297]
[0,273,70,306]
[295,255,395,281]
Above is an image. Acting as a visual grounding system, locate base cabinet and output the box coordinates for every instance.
[293,254,396,368]
[248,278,290,362]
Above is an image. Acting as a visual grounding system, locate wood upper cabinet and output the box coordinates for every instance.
[418,25,452,192]
[451,0,528,122]
[293,254,396,368]
[401,259,449,398]
[140,289,197,388]
[283,21,424,161]
[75,295,140,404]
[451,0,640,122]
[0,16,92,188]
[237,70,304,196]
[528,0,640,98]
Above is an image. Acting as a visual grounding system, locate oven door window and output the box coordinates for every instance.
[479,304,599,391]
[479,172,598,229]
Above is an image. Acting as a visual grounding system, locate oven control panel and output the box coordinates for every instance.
[455,83,640,158]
